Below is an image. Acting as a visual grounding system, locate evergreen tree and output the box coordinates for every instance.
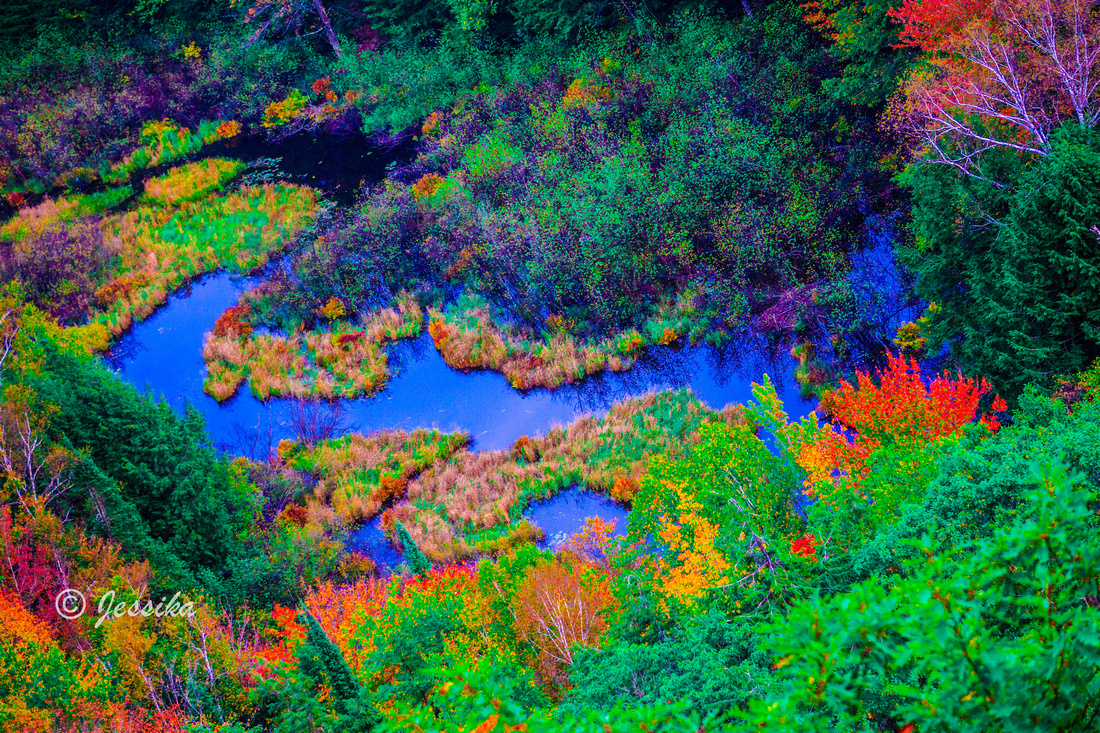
[24,341,260,595]
[905,123,1100,400]
[395,520,432,577]
[297,607,362,715]
[983,124,1100,396]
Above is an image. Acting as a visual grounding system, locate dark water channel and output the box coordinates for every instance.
[104,269,817,455]
[202,130,417,205]
[101,245,913,569]
[103,268,823,569]
[98,130,916,563]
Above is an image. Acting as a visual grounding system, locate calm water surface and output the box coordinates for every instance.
[104,270,817,454]
[525,489,630,551]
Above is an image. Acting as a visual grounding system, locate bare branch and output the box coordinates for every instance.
[892,0,1100,184]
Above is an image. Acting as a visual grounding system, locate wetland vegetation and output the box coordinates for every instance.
[2,0,1100,730]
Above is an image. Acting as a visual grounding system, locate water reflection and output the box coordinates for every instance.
[104,270,816,456]
[524,488,630,552]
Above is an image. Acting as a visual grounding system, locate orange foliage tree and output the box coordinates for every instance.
[510,554,619,685]
[793,352,1006,530]
[562,516,620,575]
[269,567,505,684]
[889,0,1100,180]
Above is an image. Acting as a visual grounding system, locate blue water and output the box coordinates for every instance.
[104,270,816,455]
[345,516,405,571]
[98,260,907,571]
[524,489,630,551]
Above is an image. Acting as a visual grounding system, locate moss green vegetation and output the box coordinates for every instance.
[260,388,743,566]
[243,8,898,389]
[426,290,704,389]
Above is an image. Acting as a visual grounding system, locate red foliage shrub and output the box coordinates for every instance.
[798,352,1007,518]
[336,331,365,347]
[312,77,332,98]
[213,304,253,337]
[790,534,820,562]
[375,475,408,504]
[819,352,1001,443]
[278,503,308,527]
[94,273,150,308]
[510,435,540,462]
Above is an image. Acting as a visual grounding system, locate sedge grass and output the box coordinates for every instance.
[386,388,747,562]
[202,291,425,402]
[142,158,244,207]
[286,429,468,532]
[427,289,714,390]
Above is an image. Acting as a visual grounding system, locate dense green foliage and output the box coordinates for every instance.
[748,459,1100,731]
[270,6,899,348]
[903,124,1100,399]
[847,386,1100,581]
[566,610,775,721]
[297,608,364,715]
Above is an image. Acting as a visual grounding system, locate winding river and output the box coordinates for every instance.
[102,269,819,569]
[103,269,818,455]
[96,131,913,564]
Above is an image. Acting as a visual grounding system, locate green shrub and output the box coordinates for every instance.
[747,458,1100,731]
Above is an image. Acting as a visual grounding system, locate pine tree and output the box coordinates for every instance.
[906,123,1100,399]
[395,520,432,577]
[984,123,1100,395]
[297,607,362,714]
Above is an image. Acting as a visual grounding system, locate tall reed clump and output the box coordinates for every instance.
[286,429,468,527]
[202,292,425,402]
[142,158,244,207]
[100,118,242,184]
[427,290,709,390]
[386,389,747,563]
[306,331,389,398]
